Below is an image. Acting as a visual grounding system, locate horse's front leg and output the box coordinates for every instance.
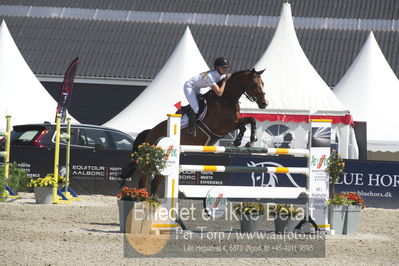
[233,124,246,146]
[138,173,148,190]
[232,117,258,147]
[246,117,258,147]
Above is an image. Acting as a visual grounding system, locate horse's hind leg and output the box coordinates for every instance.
[151,175,164,197]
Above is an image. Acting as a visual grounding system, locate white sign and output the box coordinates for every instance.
[204,187,228,219]
[308,120,332,229]
[156,137,179,176]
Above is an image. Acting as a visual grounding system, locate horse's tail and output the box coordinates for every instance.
[119,129,151,187]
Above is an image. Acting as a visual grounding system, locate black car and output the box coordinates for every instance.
[1,123,135,151]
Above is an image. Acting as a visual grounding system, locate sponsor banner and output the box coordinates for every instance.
[156,137,179,176]
[334,159,399,209]
[230,156,307,188]
[309,121,331,228]
[204,187,228,218]
[1,146,130,195]
[2,147,399,208]
[179,153,230,186]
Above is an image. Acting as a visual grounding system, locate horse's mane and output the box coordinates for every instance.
[215,69,249,87]
[202,69,250,100]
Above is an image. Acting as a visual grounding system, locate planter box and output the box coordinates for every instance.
[329,205,347,235]
[118,201,162,234]
[274,215,300,233]
[127,204,162,235]
[34,186,53,204]
[240,214,262,233]
[118,200,137,233]
[343,205,362,235]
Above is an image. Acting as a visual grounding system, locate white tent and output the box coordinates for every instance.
[236,3,358,158]
[104,27,209,136]
[0,20,78,129]
[334,32,399,153]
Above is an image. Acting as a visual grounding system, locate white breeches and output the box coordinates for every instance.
[183,85,200,113]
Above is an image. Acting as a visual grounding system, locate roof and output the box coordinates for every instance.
[103,27,209,135]
[0,21,78,129]
[2,0,399,19]
[334,32,399,152]
[0,15,398,87]
[240,3,348,118]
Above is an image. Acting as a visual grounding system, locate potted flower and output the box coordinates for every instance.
[27,174,65,204]
[342,192,365,235]
[327,193,352,235]
[326,150,347,235]
[117,186,160,233]
[234,202,265,232]
[133,143,166,176]
[269,204,303,233]
[0,162,29,195]
[327,149,345,197]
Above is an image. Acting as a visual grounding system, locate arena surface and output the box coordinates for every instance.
[1,193,398,265]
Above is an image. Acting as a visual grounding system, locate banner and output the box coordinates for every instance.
[2,147,399,208]
[55,57,78,123]
[308,120,332,229]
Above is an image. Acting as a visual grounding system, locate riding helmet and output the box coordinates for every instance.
[214,57,229,68]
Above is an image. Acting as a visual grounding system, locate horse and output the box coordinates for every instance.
[120,68,267,195]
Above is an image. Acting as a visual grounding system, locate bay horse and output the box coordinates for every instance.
[121,68,267,195]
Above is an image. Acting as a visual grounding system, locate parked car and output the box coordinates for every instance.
[0,123,135,151]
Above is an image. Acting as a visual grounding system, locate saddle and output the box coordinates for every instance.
[177,95,207,116]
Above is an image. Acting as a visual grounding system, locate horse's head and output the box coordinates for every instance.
[220,68,268,109]
[244,68,267,109]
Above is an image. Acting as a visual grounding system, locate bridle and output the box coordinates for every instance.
[227,72,265,103]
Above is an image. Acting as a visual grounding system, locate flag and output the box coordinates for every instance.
[174,101,182,111]
[55,57,79,123]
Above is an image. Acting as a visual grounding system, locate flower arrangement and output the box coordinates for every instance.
[269,204,302,218]
[27,174,65,188]
[342,192,365,208]
[234,202,265,217]
[328,192,365,208]
[327,193,352,206]
[327,149,345,196]
[132,143,167,175]
[116,186,160,208]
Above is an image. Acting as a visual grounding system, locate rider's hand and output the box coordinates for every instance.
[224,73,232,82]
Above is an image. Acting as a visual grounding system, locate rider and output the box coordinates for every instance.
[184,57,231,137]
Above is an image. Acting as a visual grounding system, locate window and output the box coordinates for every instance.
[59,128,78,146]
[11,130,40,144]
[78,128,110,149]
[110,132,133,151]
[263,124,293,148]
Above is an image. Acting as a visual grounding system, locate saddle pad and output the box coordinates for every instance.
[181,105,208,129]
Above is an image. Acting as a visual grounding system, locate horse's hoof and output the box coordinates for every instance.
[250,136,258,143]
[233,139,242,147]
[245,141,254,147]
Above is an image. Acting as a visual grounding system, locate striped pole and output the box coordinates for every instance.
[179,165,310,175]
[180,145,310,157]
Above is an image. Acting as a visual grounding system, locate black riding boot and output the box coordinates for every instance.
[187,110,197,137]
